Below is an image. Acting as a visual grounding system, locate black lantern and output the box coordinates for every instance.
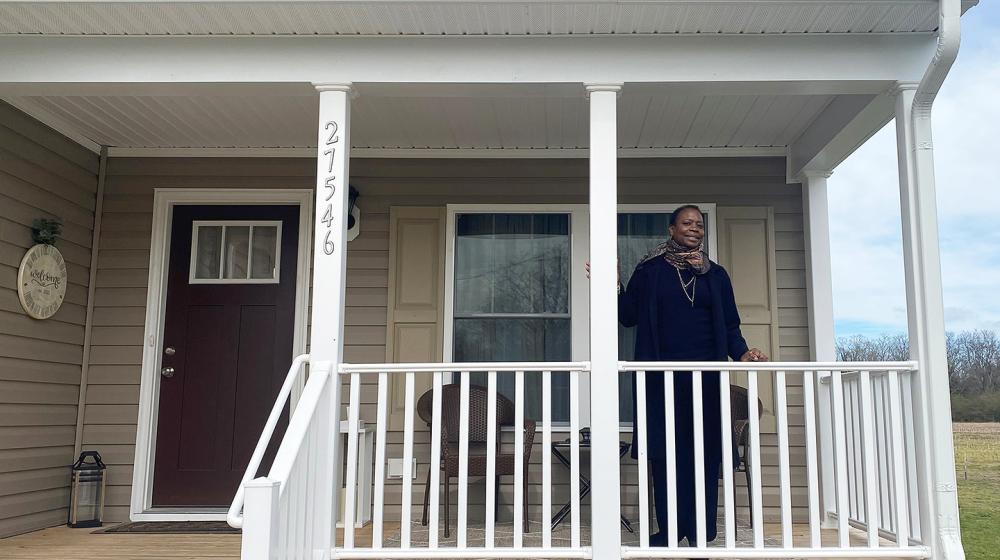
[347,185,360,230]
[68,451,107,528]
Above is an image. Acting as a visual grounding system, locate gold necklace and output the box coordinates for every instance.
[676,266,696,307]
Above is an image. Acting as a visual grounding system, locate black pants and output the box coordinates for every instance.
[650,456,721,544]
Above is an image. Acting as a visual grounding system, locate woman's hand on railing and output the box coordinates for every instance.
[740,348,769,362]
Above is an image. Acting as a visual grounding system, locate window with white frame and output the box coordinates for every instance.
[451,212,573,422]
[446,204,715,428]
[190,221,282,284]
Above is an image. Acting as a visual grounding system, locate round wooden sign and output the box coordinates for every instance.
[17,244,68,320]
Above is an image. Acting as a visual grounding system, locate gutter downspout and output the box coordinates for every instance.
[74,146,107,458]
[906,1,965,558]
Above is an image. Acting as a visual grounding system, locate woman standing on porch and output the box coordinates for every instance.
[617,204,767,547]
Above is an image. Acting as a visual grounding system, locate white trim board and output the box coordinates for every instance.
[103,147,788,159]
[130,188,313,523]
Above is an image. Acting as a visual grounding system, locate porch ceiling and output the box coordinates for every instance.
[0,0,977,37]
[5,85,837,153]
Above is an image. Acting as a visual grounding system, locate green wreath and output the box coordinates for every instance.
[31,218,62,246]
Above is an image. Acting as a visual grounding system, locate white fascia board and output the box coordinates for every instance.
[0,34,934,88]
[106,146,786,158]
[787,92,895,181]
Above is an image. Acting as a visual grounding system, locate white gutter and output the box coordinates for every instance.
[913,0,962,115]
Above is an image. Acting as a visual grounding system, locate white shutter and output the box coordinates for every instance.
[385,206,445,428]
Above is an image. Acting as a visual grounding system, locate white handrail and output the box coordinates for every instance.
[621,360,918,372]
[340,361,591,373]
[227,353,310,528]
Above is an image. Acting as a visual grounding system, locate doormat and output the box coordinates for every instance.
[94,521,241,534]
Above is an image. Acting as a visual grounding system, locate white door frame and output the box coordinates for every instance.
[130,188,313,521]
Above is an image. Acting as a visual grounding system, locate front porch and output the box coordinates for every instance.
[0,520,893,560]
[0,5,967,556]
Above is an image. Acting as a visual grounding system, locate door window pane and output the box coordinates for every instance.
[453,213,571,422]
[194,226,222,280]
[223,226,251,279]
[190,222,282,283]
[251,226,279,279]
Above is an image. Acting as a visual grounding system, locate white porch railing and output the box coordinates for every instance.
[228,354,340,560]
[336,362,592,559]
[619,361,927,559]
[232,358,932,560]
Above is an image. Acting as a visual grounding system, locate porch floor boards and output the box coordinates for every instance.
[0,522,883,559]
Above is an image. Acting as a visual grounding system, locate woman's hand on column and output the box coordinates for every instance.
[585,259,621,285]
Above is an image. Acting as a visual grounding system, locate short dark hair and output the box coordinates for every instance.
[670,204,704,226]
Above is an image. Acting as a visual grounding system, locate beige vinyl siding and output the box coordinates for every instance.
[88,156,809,527]
[0,103,99,537]
[349,157,810,525]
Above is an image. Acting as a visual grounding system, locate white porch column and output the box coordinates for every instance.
[311,82,352,544]
[799,171,838,528]
[894,82,963,559]
[586,83,622,560]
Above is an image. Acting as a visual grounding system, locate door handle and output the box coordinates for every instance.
[164,346,176,356]
[161,367,176,378]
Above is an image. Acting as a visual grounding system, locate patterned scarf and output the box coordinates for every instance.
[639,238,711,275]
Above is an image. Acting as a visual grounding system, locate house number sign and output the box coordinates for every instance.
[17,244,67,320]
[321,120,340,256]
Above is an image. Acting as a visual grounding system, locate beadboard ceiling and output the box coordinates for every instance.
[0,1,978,37]
[5,86,836,151]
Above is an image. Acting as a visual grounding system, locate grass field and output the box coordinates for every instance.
[954,422,1000,560]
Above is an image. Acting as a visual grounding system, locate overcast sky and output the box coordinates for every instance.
[829,2,1000,338]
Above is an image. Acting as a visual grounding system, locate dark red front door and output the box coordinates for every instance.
[152,204,299,507]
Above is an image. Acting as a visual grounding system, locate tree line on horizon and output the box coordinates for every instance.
[836,330,1000,422]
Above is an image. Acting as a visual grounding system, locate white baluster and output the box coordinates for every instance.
[401,372,415,548]
[570,370,581,548]
[692,370,707,548]
[747,370,764,549]
[542,370,553,549]
[900,371,921,540]
[344,373,361,547]
[831,369,851,548]
[372,372,388,549]
[664,370,678,548]
[718,370,735,549]
[776,370,793,548]
[803,371,822,548]
[486,371,498,548]
[845,379,858,520]
[636,371,650,549]
[457,372,470,548]
[859,370,881,548]
[429,372,443,548]
[514,370,525,548]
[888,370,910,548]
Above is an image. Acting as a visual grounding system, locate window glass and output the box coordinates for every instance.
[194,226,222,280]
[250,226,279,279]
[223,226,251,279]
[453,213,571,422]
[190,222,281,283]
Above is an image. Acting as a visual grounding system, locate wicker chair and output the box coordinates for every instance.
[416,384,536,537]
[729,385,764,526]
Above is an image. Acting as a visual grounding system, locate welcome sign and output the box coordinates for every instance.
[18,244,68,320]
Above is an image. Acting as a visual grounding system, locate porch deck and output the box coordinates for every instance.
[0,522,885,560]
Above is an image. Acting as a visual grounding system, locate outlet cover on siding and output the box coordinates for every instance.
[387,458,418,479]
